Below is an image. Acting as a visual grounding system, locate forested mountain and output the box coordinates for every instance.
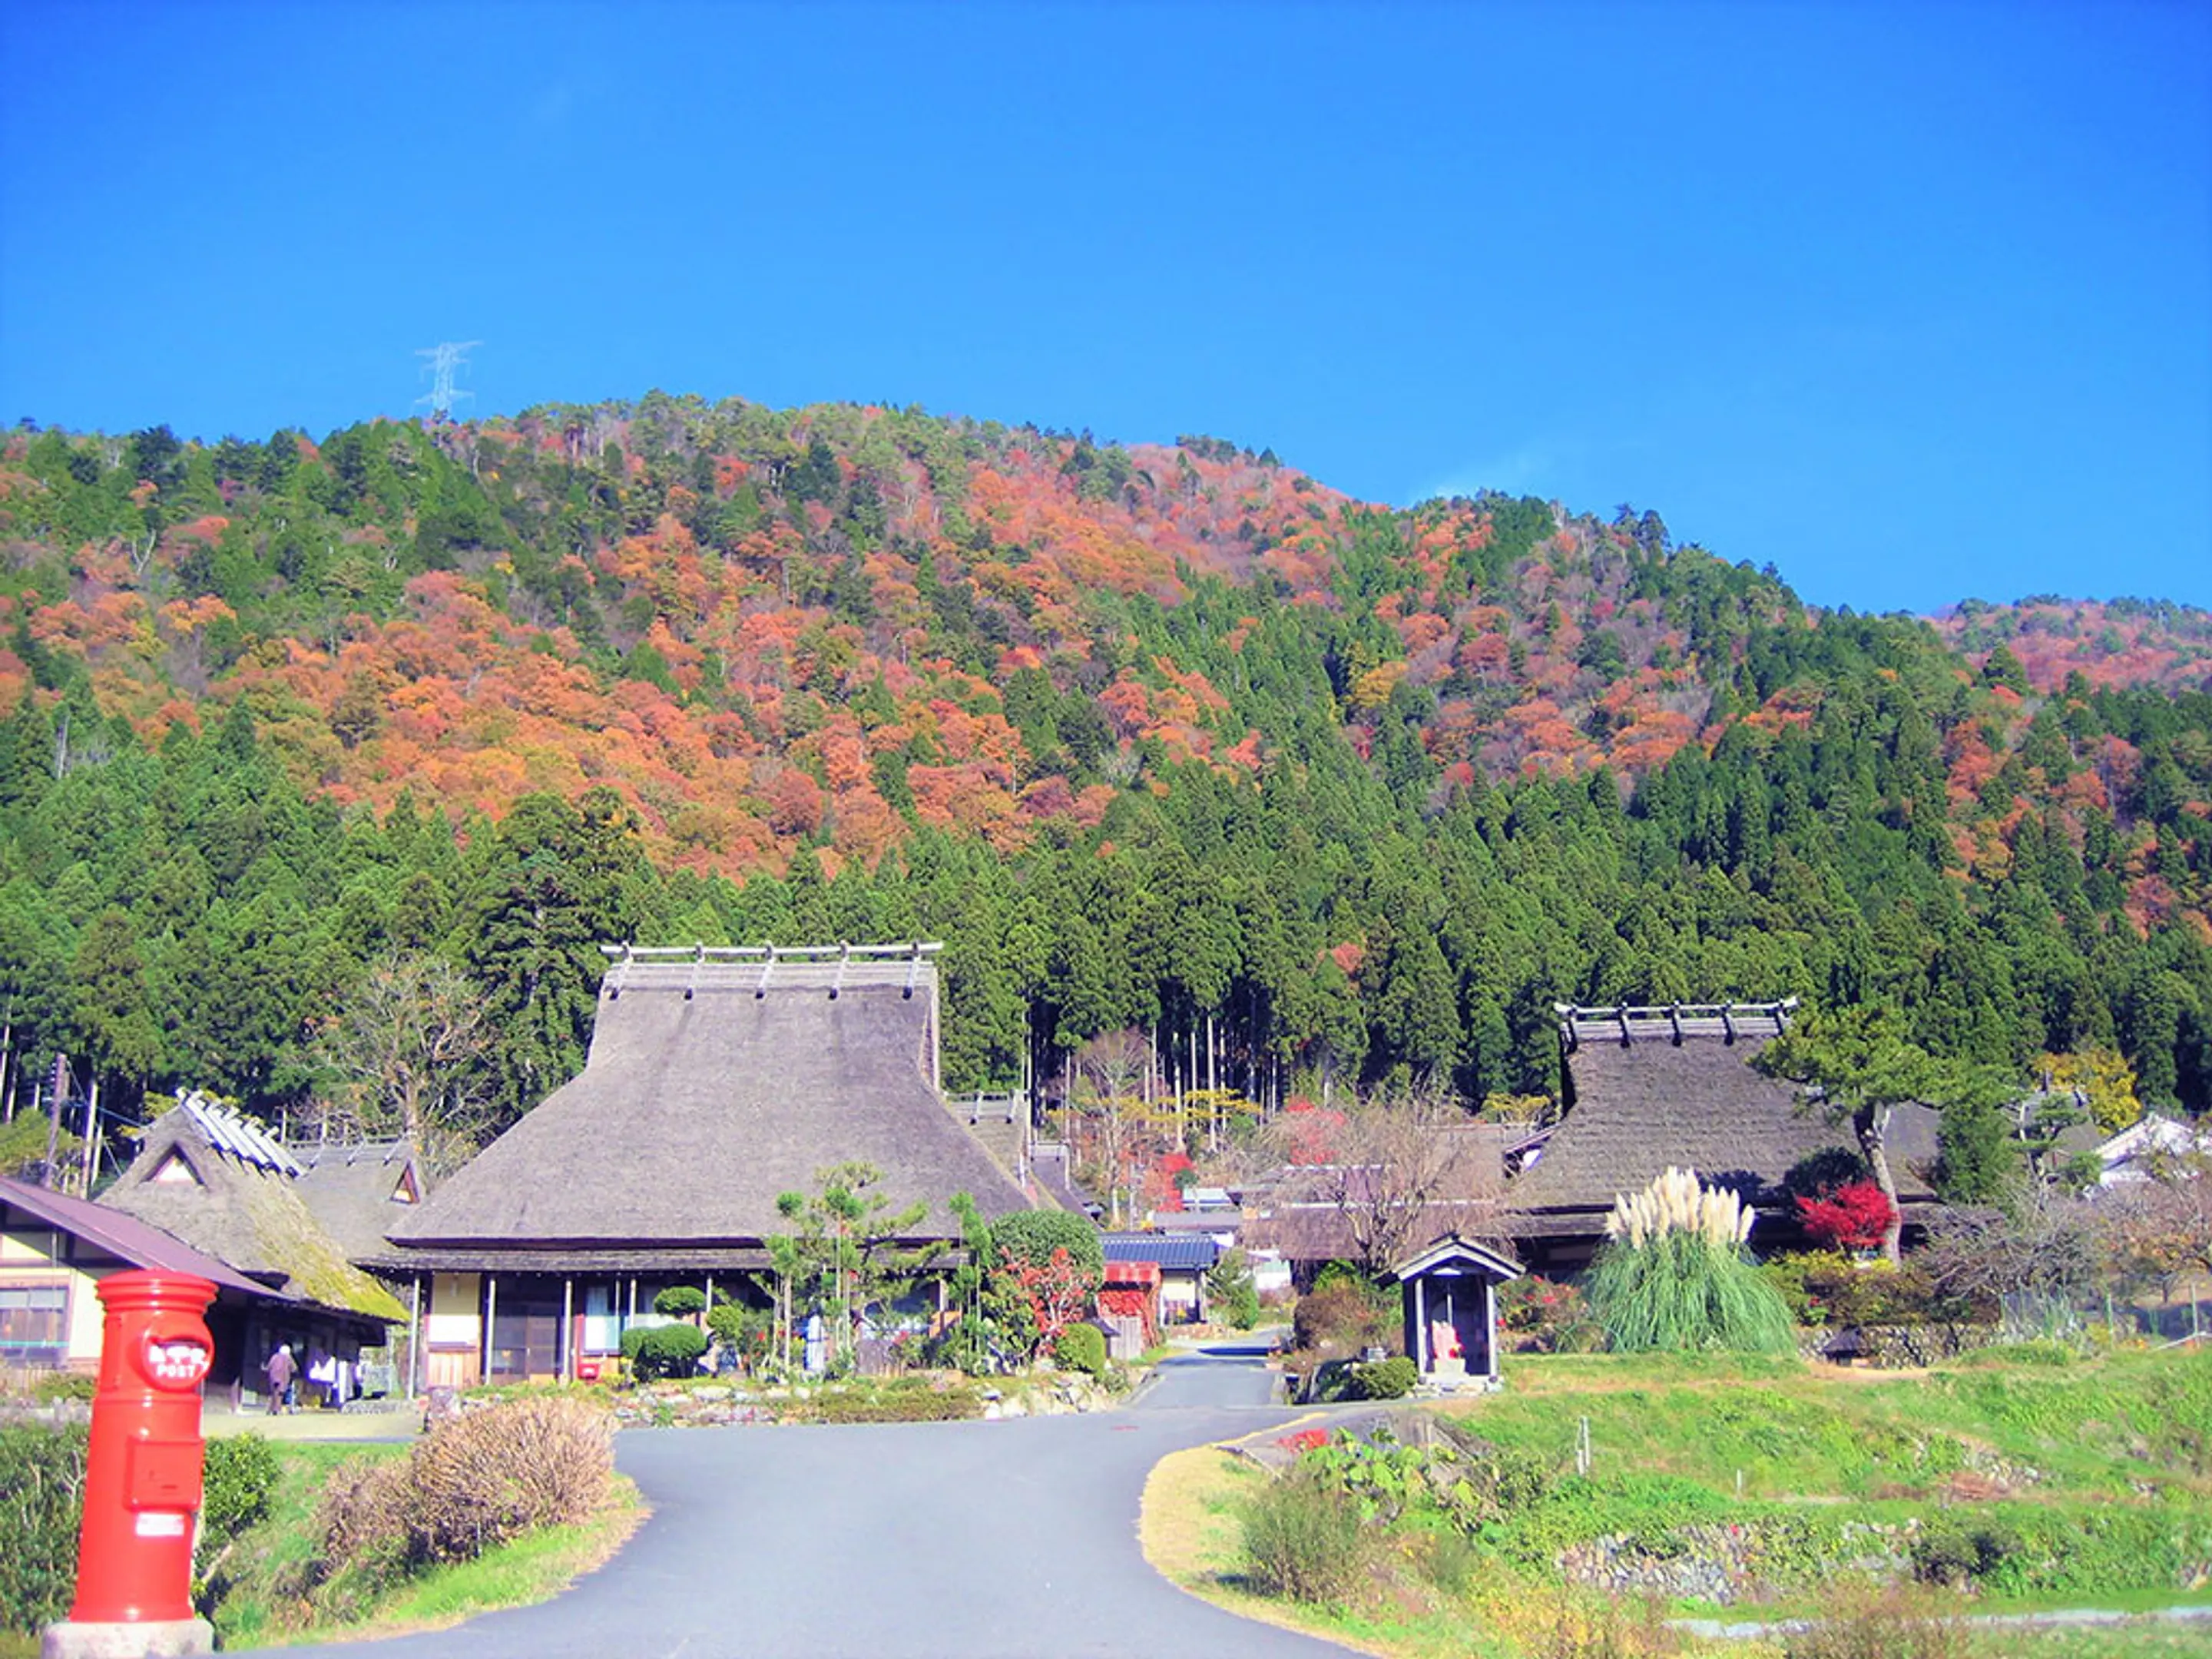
[0,396,2206,1168]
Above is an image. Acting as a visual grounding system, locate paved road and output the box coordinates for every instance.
[246,1341,1349,1658]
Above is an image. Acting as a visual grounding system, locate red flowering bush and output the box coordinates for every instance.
[1496,1274,1596,1352]
[999,1244,1099,1352]
[1796,1181,1897,1252]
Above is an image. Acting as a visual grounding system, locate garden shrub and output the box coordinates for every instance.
[1239,1465,1369,1604]
[1499,1275,1594,1351]
[802,1380,980,1423]
[30,1371,94,1406]
[1052,1323,1108,1379]
[1347,1356,1418,1399]
[988,1210,1104,1273]
[0,1421,86,1634]
[200,1432,280,1545]
[1909,1514,2022,1589]
[624,1322,708,1379]
[317,1393,614,1586]
[1293,1283,1390,1356]
[1206,1248,1260,1330]
[313,1453,413,1596]
[406,1393,614,1561]
[1763,1251,1991,1330]
[652,1285,707,1316]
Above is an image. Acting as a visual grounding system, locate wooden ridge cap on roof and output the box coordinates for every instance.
[598,940,942,1001]
[1553,998,1800,1050]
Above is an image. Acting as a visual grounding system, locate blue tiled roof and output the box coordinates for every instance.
[1101,1233,1220,1271]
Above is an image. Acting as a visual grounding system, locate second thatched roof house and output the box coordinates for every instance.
[1506,1002,1940,1273]
[96,1093,407,1403]
[373,943,1036,1388]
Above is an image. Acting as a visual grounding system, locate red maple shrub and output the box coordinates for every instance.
[1796,1181,1897,1252]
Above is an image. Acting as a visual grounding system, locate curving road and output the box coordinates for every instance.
[245,1341,1349,1658]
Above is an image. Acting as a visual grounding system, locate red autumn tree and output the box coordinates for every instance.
[1796,1181,1897,1253]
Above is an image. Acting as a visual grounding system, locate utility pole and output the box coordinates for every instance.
[413,341,482,422]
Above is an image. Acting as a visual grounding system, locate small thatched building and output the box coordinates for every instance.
[374,944,1036,1387]
[1506,1002,1940,1273]
[93,1095,405,1401]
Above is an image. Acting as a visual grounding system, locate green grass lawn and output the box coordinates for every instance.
[1144,1344,2212,1659]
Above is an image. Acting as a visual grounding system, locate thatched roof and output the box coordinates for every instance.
[1510,1005,1939,1217]
[386,965,1033,1264]
[98,1103,407,1322]
[0,1174,290,1301]
[289,1139,429,1263]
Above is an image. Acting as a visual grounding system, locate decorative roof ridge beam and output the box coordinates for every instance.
[598,941,944,961]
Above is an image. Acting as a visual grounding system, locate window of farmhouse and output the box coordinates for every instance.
[0,1282,69,1354]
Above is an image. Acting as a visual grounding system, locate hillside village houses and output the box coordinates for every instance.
[7,957,2197,1394]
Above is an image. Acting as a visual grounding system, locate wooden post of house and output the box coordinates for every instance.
[407,1275,423,1397]
[1412,1273,1428,1371]
[561,1277,575,1382]
[483,1273,497,1386]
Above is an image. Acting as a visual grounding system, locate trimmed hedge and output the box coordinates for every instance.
[622,1323,708,1379]
[1347,1356,1419,1399]
[988,1210,1103,1273]
[1053,1323,1108,1379]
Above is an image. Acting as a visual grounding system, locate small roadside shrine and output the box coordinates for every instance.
[1392,1235,1522,1390]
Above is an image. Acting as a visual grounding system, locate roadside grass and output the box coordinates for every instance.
[207,1442,643,1649]
[1141,1346,2212,1659]
[1971,1624,2212,1656]
[1430,1346,2211,1506]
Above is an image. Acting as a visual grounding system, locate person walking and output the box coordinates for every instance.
[264,1342,297,1414]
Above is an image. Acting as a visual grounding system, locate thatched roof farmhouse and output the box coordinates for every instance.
[373,944,1038,1387]
[1506,1002,1939,1272]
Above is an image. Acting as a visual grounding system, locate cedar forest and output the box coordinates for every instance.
[0,395,2207,1174]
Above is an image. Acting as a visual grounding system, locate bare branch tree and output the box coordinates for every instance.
[1247,1094,1502,1274]
[1062,1028,1167,1227]
[313,953,495,1173]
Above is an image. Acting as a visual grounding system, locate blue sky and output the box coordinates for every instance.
[2,1,2206,614]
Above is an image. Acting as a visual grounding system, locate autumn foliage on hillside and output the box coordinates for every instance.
[0,396,2208,1144]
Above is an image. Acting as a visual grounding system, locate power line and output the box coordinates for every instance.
[413,340,482,420]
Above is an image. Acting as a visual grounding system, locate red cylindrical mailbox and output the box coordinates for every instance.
[68,1270,217,1625]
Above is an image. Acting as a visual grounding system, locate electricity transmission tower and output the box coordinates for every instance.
[414,341,482,420]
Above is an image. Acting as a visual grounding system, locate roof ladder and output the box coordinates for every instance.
[903,941,926,1001]
[829,942,852,1000]
[754,945,777,999]
[684,942,705,1002]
